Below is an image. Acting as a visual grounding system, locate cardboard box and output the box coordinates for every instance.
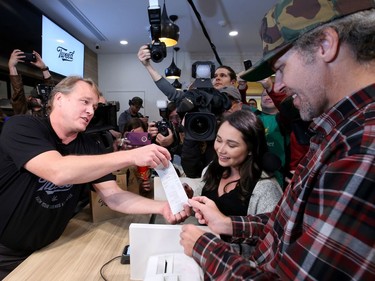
[90,166,153,223]
[90,169,128,223]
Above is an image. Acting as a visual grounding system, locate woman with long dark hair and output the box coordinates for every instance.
[186,110,282,216]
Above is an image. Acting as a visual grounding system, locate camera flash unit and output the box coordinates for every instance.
[156,100,168,109]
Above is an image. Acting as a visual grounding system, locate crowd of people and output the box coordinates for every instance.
[0,0,374,280]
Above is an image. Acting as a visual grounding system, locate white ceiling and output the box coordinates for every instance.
[27,0,276,59]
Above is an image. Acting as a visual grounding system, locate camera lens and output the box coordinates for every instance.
[151,51,163,63]
[156,121,169,137]
[190,116,209,135]
[184,112,217,141]
[149,41,166,63]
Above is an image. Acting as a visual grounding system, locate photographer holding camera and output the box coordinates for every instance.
[8,49,55,116]
[138,46,239,177]
[138,45,238,101]
[148,101,184,171]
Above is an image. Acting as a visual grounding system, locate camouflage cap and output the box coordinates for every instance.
[241,0,375,82]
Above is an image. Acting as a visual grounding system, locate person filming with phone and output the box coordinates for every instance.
[115,117,153,194]
[8,49,55,116]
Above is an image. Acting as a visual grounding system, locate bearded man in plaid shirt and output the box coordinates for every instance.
[180,0,375,280]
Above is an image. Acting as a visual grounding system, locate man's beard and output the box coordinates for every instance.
[296,89,327,121]
[299,100,316,121]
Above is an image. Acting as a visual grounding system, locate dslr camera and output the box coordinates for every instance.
[147,2,166,63]
[155,119,170,137]
[155,100,172,137]
[148,40,166,63]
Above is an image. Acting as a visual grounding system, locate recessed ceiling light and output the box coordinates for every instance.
[229,31,238,37]
[120,40,128,45]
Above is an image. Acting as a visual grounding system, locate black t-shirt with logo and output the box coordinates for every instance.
[0,115,114,252]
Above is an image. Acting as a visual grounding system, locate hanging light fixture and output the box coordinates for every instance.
[165,47,181,79]
[171,79,182,89]
[159,1,179,47]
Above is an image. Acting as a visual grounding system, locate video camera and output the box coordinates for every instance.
[85,101,120,153]
[30,84,54,116]
[86,101,120,134]
[147,2,166,63]
[175,61,231,141]
[34,84,53,104]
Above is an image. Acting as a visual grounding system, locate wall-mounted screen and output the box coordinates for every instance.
[42,15,84,77]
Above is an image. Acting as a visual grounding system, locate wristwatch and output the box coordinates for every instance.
[41,66,49,71]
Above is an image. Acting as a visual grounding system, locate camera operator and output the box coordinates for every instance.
[138,45,237,100]
[138,45,238,177]
[8,49,55,116]
[148,101,184,168]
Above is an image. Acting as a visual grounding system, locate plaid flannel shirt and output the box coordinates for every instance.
[192,84,375,280]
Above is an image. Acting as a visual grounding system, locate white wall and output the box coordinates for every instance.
[98,51,191,122]
[97,50,262,122]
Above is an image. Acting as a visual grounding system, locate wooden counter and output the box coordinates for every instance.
[4,208,151,281]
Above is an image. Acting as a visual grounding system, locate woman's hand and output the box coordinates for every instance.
[189,196,233,235]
